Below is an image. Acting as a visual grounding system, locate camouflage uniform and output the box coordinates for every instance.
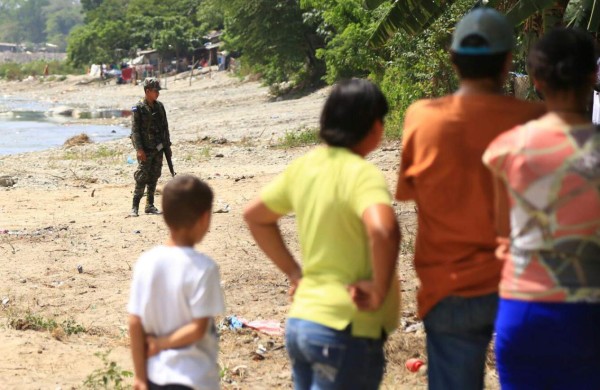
[130,79,171,214]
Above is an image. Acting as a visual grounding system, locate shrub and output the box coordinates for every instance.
[0,60,84,81]
[278,127,320,148]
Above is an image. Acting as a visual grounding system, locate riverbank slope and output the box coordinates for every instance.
[0,73,489,389]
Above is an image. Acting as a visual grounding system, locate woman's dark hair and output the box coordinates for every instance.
[527,28,597,94]
[319,79,388,148]
[162,175,213,229]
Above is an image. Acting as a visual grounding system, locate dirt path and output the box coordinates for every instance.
[0,73,494,389]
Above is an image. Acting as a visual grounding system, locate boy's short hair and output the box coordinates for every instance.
[450,8,513,80]
[319,79,388,148]
[451,50,509,80]
[162,175,213,229]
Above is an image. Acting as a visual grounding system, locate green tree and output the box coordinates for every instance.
[365,0,599,46]
[20,0,50,43]
[221,0,324,85]
[196,0,224,32]
[301,0,385,83]
[84,0,128,23]
[152,16,199,63]
[0,0,50,44]
[378,0,473,138]
[125,0,207,57]
[67,19,130,66]
[43,0,84,50]
[67,0,129,65]
[81,0,105,12]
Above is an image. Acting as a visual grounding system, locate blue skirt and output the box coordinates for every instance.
[495,298,600,390]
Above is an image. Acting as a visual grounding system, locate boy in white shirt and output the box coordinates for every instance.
[128,175,225,390]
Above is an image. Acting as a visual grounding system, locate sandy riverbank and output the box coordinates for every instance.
[0,72,495,389]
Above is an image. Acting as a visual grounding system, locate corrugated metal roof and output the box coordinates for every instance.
[204,42,224,50]
[137,49,157,55]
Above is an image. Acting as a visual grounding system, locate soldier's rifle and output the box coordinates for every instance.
[164,147,176,177]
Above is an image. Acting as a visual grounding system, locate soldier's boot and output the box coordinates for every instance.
[145,184,161,215]
[130,196,141,217]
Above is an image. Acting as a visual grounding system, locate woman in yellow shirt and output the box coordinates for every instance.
[244,79,400,390]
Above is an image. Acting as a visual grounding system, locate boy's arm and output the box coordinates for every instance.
[147,318,210,356]
[128,314,148,389]
[243,198,302,292]
[349,204,400,311]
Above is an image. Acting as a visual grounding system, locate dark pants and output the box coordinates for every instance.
[285,318,385,390]
[423,293,498,390]
[148,381,193,390]
[133,149,163,207]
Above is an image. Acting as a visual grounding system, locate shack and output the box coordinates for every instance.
[199,31,228,69]
[132,49,160,67]
[0,42,18,52]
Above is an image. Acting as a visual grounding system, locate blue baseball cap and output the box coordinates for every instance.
[451,8,514,55]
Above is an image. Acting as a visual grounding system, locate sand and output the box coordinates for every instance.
[0,72,495,389]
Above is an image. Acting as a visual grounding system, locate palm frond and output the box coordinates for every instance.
[505,0,556,25]
[364,0,389,10]
[583,0,600,31]
[368,0,457,47]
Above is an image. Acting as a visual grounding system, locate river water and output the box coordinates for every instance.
[0,96,130,156]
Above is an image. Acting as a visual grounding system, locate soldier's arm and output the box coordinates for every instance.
[131,106,144,151]
[131,106,147,162]
[160,102,171,147]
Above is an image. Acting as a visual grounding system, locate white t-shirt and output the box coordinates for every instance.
[128,245,226,390]
[593,91,600,125]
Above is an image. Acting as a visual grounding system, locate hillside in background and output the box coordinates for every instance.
[0,0,83,51]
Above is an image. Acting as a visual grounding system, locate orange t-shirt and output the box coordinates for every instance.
[396,94,545,318]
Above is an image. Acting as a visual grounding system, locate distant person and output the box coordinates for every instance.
[128,175,225,390]
[394,8,545,390]
[130,77,172,217]
[244,79,400,390]
[43,64,49,77]
[592,58,600,124]
[483,28,600,390]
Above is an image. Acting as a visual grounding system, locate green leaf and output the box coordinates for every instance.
[505,0,556,25]
[584,0,600,30]
[363,0,389,10]
[368,0,457,47]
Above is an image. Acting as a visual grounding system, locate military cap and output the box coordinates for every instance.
[143,77,161,91]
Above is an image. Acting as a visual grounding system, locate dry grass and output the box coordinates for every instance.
[64,133,93,147]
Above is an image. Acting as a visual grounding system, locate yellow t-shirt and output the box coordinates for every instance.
[261,146,399,339]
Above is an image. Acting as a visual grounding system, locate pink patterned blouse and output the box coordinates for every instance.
[483,120,600,302]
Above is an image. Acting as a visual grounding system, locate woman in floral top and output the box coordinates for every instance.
[483,28,600,389]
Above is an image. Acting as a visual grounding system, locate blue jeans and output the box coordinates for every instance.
[496,299,600,390]
[285,318,385,390]
[423,293,498,390]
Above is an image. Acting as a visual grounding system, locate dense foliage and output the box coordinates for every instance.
[0,59,84,80]
[220,0,322,85]
[0,0,83,51]
[67,0,209,67]
[63,0,551,137]
[379,0,475,138]
[6,0,588,135]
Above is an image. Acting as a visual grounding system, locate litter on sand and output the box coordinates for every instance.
[221,315,284,336]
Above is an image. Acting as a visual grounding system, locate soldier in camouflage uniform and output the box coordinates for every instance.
[129,77,172,217]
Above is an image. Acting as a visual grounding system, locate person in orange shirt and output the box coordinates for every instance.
[395,8,544,390]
